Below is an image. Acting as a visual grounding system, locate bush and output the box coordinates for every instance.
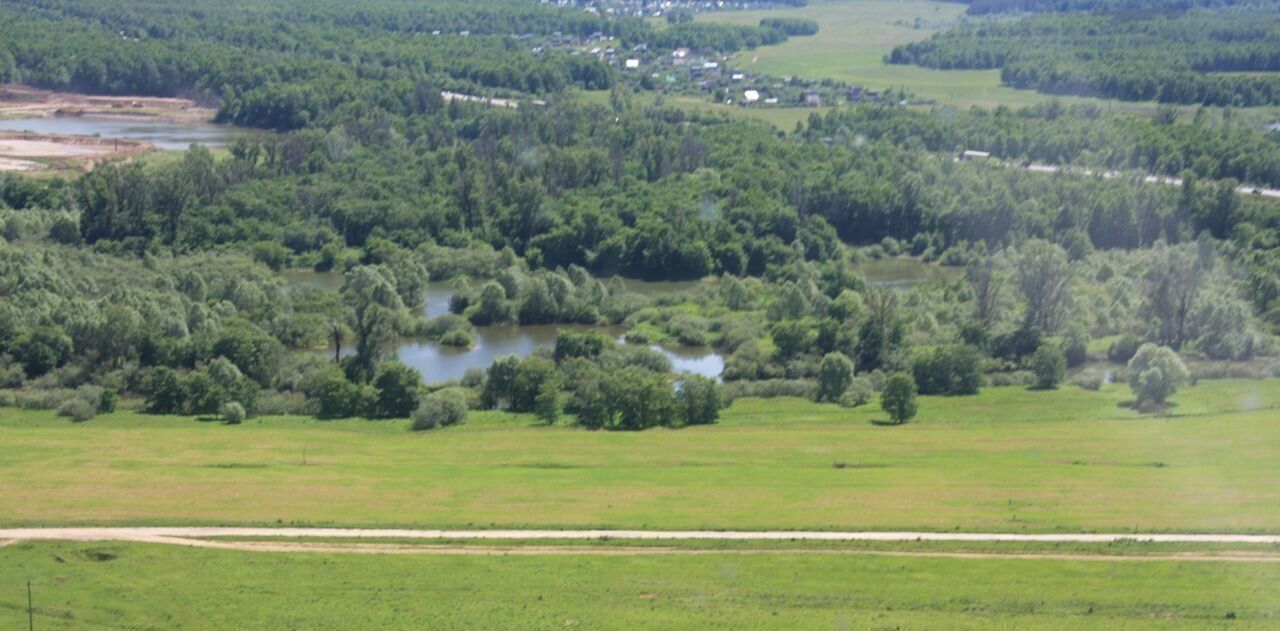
[1071,371,1104,391]
[411,390,468,430]
[987,370,1035,387]
[721,379,815,404]
[1030,344,1066,390]
[57,398,96,422]
[1108,333,1142,363]
[912,345,981,395]
[837,377,875,408]
[221,401,246,424]
[1127,344,1189,407]
[439,329,474,347]
[676,374,721,426]
[880,372,918,424]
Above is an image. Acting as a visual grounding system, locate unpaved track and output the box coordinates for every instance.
[3,528,1280,550]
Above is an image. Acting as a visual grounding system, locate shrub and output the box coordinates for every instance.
[676,374,721,426]
[411,390,468,431]
[1108,333,1142,363]
[1072,372,1104,391]
[57,398,96,422]
[221,401,246,424]
[880,372,918,424]
[837,377,875,408]
[1030,344,1067,390]
[721,379,816,404]
[912,345,981,395]
[1127,344,1190,407]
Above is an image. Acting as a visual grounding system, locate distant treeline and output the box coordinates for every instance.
[953,0,1280,14]
[0,0,793,130]
[759,17,819,36]
[890,11,1280,105]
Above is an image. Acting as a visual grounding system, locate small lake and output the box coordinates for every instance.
[0,117,240,150]
[283,258,953,383]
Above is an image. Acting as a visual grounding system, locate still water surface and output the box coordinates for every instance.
[0,117,241,150]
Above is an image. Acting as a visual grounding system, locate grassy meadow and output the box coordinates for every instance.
[2,540,1278,629]
[691,0,1280,121]
[1,379,1278,532]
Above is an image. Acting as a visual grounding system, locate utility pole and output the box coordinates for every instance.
[27,580,34,631]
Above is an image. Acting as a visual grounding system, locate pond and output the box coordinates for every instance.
[0,117,242,150]
[283,257,953,384]
[286,272,722,383]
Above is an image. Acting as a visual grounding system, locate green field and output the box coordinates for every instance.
[2,379,1278,532]
[694,0,1280,120]
[2,540,1277,629]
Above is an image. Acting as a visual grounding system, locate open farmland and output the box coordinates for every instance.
[2,379,1278,533]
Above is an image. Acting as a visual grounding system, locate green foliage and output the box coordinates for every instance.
[891,10,1280,106]
[815,352,854,403]
[314,371,369,419]
[372,363,422,419]
[1127,343,1190,407]
[880,372,918,424]
[1030,344,1067,390]
[911,345,981,396]
[675,373,721,426]
[411,388,468,431]
[554,330,608,363]
[221,401,246,424]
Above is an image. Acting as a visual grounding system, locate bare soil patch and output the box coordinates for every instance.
[0,132,153,172]
[0,84,216,122]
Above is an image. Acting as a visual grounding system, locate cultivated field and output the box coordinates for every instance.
[2,379,1277,532]
[2,540,1277,629]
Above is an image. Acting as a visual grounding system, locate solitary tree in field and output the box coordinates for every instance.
[880,372,918,425]
[1127,343,1190,407]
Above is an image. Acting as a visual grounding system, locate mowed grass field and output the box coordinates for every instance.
[1,379,1278,532]
[2,540,1278,629]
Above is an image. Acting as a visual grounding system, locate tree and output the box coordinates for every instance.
[533,378,562,425]
[372,362,422,418]
[880,372,918,424]
[480,355,521,409]
[1141,243,1207,350]
[144,367,185,414]
[468,281,514,326]
[1030,343,1066,390]
[816,352,854,402]
[341,266,404,382]
[857,287,903,371]
[966,254,1003,328]
[314,371,369,419]
[16,326,73,378]
[511,357,560,413]
[1127,344,1189,407]
[1015,239,1073,334]
[411,389,468,430]
[676,374,721,426]
[554,330,607,363]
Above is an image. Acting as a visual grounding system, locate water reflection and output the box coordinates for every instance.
[286,258,946,384]
[0,117,242,150]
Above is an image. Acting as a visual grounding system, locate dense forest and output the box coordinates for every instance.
[954,0,1280,15]
[891,9,1280,105]
[0,0,1277,429]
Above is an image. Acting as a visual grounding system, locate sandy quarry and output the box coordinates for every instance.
[0,84,216,122]
[0,132,153,172]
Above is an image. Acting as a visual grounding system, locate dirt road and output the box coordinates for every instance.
[3,527,1280,545]
[2,528,1279,561]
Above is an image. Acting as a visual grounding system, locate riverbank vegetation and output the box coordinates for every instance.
[0,0,1276,432]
